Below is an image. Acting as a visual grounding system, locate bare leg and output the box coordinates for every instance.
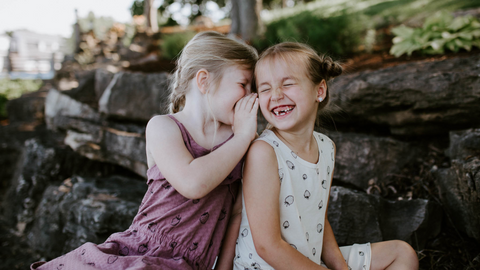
[370,240,418,270]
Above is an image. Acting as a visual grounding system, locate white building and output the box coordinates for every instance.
[0,34,10,77]
[7,30,67,79]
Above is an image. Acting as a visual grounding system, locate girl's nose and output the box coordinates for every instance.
[271,87,284,102]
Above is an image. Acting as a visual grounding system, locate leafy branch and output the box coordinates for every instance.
[390,11,480,57]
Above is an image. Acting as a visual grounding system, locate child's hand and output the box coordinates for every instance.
[233,93,258,142]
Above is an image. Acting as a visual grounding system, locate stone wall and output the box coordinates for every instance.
[1,53,480,264]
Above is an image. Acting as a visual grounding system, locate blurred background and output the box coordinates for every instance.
[1,1,480,269]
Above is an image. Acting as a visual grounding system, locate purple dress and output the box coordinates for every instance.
[31,115,242,270]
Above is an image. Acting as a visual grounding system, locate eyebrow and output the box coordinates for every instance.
[258,81,270,87]
[258,76,296,86]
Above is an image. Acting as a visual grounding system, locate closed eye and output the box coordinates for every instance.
[259,88,271,93]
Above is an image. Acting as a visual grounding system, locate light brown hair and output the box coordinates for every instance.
[255,42,343,124]
[168,31,258,113]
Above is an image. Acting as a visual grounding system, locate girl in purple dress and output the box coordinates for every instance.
[31,31,258,270]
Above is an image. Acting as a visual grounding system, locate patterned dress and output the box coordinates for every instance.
[234,129,370,270]
[31,115,242,270]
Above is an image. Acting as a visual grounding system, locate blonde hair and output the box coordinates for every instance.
[168,31,258,113]
[255,42,343,125]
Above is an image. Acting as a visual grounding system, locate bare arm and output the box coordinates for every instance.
[146,94,258,199]
[214,187,243,270]
[321,216,348,270]
[321,142,348,270]
[243,141,328,270]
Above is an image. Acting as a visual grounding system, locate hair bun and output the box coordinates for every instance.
[321,56,343,79]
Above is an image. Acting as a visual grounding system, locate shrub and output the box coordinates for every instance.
[160,31,196,60]
[0,79,42,118]
[253,10,369,57]
[390,11,480,57]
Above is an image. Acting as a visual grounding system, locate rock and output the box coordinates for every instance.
[65,127,147,177]
[94,69,115,103]
[0,136,23,205]
[327,186,442,250]
[45,88,101,131]
[27,175,146,259]
[44,88,148,176]
[96,69,170,122]
[435,128,480,242]
[326,131,419,190]
[328,187,383,244]
[0,122,57,207]
[1,136,127,232]
[330,54,480,135]
[435,159,480,242]
[374,195,443,250]
[446,128,480,161]
[62,70,98,109]
[6,90,47,123]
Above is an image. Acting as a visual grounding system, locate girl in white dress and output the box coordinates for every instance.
[233,42,419,270]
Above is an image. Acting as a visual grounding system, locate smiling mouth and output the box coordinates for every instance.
[272,105,295,116]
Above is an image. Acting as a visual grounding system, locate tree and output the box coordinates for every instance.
[131,0,158,33]
[144,0,158,33]
[129,0,262,42]
[229,0,263,42]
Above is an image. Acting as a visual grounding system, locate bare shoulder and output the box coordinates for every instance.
[147,115,176,131]
[246,140,276,162]
[244,140,278,184]
[146,115,181,139]
[145,115,185,152]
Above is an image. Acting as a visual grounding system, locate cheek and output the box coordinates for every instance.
[258,98,270,115]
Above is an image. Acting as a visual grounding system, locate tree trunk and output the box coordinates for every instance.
[143,0,158,33]
[229,0,263,43]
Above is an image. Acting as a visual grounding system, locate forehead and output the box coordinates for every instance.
[255,54,308,81]
[222,65,253,79]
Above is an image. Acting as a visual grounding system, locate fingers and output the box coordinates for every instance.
[235,93,258,112]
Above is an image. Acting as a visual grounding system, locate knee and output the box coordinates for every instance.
[393,240,418,266]
[394,240,415,255]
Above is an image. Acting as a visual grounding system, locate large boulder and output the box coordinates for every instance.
[327,187,383,244]
[27,175,146,259]
[446,128,480,160]
[45,89,148,177]
[65,128,147,177]
[330,54,480,135]
[1,136,125,234]
[328,186,442,250]
[325,131,419,190]
[435,128,480,242]
[45,88,101,131]
[95,69,170,122]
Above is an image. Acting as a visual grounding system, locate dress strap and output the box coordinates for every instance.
[167,115,194,149]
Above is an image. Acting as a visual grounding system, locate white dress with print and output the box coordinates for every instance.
[234,129,371,270]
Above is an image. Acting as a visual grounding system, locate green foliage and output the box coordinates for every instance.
[131,0,144,16]
[160,31,196,60]
[0,79,42,118]
[253,10,369,57]
[161,17,180,27]
[390,11,480,57]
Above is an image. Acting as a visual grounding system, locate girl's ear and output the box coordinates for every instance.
[195,69,209,94]
[316,80,327,101]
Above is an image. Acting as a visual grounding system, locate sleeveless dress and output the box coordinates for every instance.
[234,129,371,270]
[31,115,242,270]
